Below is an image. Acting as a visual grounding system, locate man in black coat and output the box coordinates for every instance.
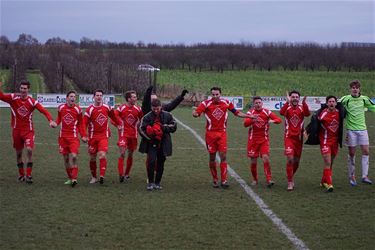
[139,99,177,190]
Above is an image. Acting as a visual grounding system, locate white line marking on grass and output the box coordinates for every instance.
[174,117,309,250]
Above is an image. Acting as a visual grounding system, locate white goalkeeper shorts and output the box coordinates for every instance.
[346,130,369,147]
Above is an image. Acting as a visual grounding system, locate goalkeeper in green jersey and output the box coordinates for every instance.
[340,80,375,186]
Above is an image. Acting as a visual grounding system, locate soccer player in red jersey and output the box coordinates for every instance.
[0,80,56,183]
[55,90,85,187]
[82,89,122,184]
[192,86,253,188]
[115,90,143,182]
[244,96,282,187]
[317,96,341,192]
[280,90,310,191]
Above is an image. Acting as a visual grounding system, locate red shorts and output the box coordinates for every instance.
[117,137,138,151]
[284,137,303,157]
[59,137,80,155]
[88,138,109,155]
[205,131,227,153]
[247,140,269,158]
[320,141,339,156]
[12,129,35,151]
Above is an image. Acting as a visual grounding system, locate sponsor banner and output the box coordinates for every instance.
[79,94,115,108]
[260,96,326,111]
[36,94,67,107]
[208,96,244,110]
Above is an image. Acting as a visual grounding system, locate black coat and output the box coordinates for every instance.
[139,110,177,156]
[305,103,345,147]
[141,86,184,114]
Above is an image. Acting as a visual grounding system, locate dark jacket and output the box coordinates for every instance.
[141,86,184,114]
[139,110,177,156]
[305,102,345,147]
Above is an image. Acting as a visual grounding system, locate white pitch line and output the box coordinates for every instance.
[174,117,309,250]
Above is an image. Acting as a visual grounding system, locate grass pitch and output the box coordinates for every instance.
[0,107,374,249]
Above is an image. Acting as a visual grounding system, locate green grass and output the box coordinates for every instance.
[0,107,374,249]
[158,70,375,98]
[27,70,49,93]
[0,69,10,91]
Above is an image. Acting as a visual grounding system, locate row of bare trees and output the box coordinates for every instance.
[0,34,374,93]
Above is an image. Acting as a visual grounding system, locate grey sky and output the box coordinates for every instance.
[1,0,374,44]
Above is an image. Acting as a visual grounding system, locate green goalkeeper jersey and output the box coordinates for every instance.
[340,95,375,130]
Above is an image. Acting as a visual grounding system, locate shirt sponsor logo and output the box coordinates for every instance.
[329,119,339,133]
[212,108,225,120]
[255,117,266,128]
[290,114,300,127]
[96,113,107,126]
[63,113,75,125]
[17,105,29,117]
[126,114,136,126]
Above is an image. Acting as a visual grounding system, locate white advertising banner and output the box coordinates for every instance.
[260,96,326,111]
[36,94,67,107]
[79,94,115,108]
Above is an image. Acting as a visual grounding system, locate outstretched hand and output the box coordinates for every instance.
[181,89,189,97]
[286,91,291,103]
[302,96,307,103]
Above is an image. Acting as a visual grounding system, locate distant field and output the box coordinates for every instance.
[158,70,375,97]
[0,107,374,249]
[0,69,48,93]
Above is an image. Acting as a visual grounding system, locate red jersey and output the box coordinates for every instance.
[280,102,310,138]
[318,108,339,144]
[195,98,239,132]
[0,92,52,131]
[244,108,282,142]
[56,103,84,138]
[116,104,143,138]
[83,104,120,139]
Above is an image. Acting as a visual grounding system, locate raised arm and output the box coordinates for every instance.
[162,89,188,112]
[141,85,153,114]
[302,96,311,117]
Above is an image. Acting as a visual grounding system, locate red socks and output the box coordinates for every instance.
[71,166,78,180]
[250,162,258,182]
[220,162,228,183]
[209,162,218,182]
[322,168,332,185]
[99,158,107,177]
[264,162,272,182]
[118,157,124,176]
[286,163,294,182]
[125,157,133,176]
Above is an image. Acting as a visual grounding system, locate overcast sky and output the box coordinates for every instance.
[1,0,374,44]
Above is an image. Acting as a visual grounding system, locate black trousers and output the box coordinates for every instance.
[147,145,166,185]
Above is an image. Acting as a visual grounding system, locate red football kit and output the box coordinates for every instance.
[115,103,143,178]
[0,92,53,150]
[116,104,143,150]
[195,98,239,183]
[280,102,310,157]
[56,103,84,155]
[318,108,339,156]
[195,98,239,153]
[280,101,310,183]
[244,108,282,183]
[83,104,121,179]
[244,108,282,157]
